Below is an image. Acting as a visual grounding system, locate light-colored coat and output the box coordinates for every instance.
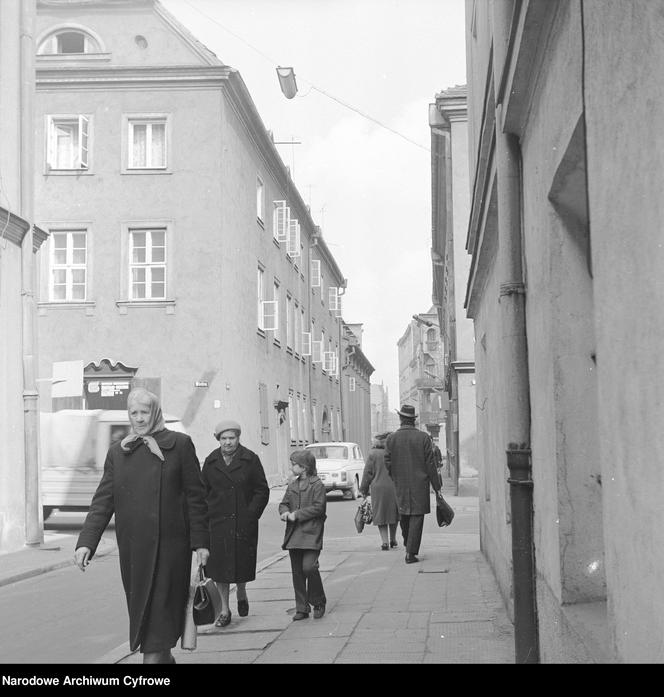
[384,425,440,515]
[279,475,327,550]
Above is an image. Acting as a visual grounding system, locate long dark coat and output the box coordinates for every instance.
[359,446,399,525]
[201,444,269,583]
[384,425,440,515]
[76,430,209,653]
[279,475,326,550]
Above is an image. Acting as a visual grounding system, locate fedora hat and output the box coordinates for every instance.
[396,404,417,418]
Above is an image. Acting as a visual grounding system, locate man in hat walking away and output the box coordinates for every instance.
[385,404,443,564]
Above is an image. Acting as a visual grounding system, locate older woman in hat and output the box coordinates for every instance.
[360,432,399,550]
[75,388,210,664]
[201,420,269,627]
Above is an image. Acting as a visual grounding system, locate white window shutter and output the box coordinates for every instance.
[312,340,323,363]
[328,286,337,310]
[323,351,335,372]
[79,115,89,169]
[260,300,278,331]
[47,117,57,168]
[273,201,289,241]
[311,259,321,287]
[302,331,312,356]
[349,376,356,391]
[287,218,300,257]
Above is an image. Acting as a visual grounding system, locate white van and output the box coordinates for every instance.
[40,409,186,520]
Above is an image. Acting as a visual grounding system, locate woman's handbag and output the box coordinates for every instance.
[435,491,455,527]
[354,498,373,533]
[192,564,222,626]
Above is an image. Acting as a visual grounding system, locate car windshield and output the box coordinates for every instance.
[307,446,348,460]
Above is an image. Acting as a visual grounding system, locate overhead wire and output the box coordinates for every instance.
[180,0,430,152]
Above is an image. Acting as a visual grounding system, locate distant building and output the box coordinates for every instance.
[429,84,476,493]
[396,309,447,441]
[340,323,374,453]
[33,0,372,486]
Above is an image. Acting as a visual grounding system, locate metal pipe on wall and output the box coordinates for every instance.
[20,0,42,546]
[492,0,537,663]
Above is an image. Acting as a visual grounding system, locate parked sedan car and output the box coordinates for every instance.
[304,442,365,499]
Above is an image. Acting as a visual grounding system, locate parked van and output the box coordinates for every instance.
[39,409,186,520]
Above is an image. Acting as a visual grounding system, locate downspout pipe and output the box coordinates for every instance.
[492,1,538,662]
[507,446,538,663]
[20,0,42,546]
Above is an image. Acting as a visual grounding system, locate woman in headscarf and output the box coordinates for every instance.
[201,420,270,628]
[74,388,210,664]
[360,432,400,550]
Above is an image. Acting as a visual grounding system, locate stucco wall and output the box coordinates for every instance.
[519,4,605,630]
[584,0,664,663]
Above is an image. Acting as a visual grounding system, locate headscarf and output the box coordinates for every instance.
[121,388,167,461]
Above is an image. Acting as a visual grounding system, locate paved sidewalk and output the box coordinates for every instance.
[114,491,515,665]
[0,485,515,664]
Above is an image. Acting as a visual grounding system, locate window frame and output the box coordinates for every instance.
[128,227,167,301]
[48,228,89,302]
[123,114,171,173]
[46,114,91,172]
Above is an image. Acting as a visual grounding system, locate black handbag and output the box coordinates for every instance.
[192,565,222,626]
[436,492,455,527]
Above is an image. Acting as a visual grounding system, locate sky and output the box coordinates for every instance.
[161,0,468,408]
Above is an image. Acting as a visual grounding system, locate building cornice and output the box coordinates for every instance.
[36,64,231,91]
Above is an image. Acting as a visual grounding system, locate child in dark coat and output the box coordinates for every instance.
[279,449,327,620]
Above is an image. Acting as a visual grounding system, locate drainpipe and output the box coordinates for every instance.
[20,0,42,546]
[507,446,538,663]
[492,0,537,662]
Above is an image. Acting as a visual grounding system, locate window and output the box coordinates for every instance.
[288,391,297,444]
[311,259,321,287]
[49,230,87,301]
[256,177,265,223]
[273,281,281,340]
[259,382,270,445]
[257,266,265,328]
[128,118,167,169]
[287,218,301,257]
[129,228,166,300]
[329,286,342,316]
[286,294,294,349]
[294,302,300,354]
[38,29,102,55]
[297,394,305,444]
[47,115,89,170]
[302,331,312,356]
[273,201,289,241]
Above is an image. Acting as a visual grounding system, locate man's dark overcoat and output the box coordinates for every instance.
[201,444,269,583]
[384,425,440,515]
[76,430,210,653]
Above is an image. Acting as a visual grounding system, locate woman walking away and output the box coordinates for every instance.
[202,420,270,628]
[360,432,399,550]
[75,388,210,665]
[279,450,327,621]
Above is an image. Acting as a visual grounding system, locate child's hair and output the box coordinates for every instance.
[290,449,317,476]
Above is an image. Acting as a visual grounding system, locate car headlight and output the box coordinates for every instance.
[341,471,347,481]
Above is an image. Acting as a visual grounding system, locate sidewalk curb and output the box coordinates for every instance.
[0,538,118,590]
[96,549,290,664]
